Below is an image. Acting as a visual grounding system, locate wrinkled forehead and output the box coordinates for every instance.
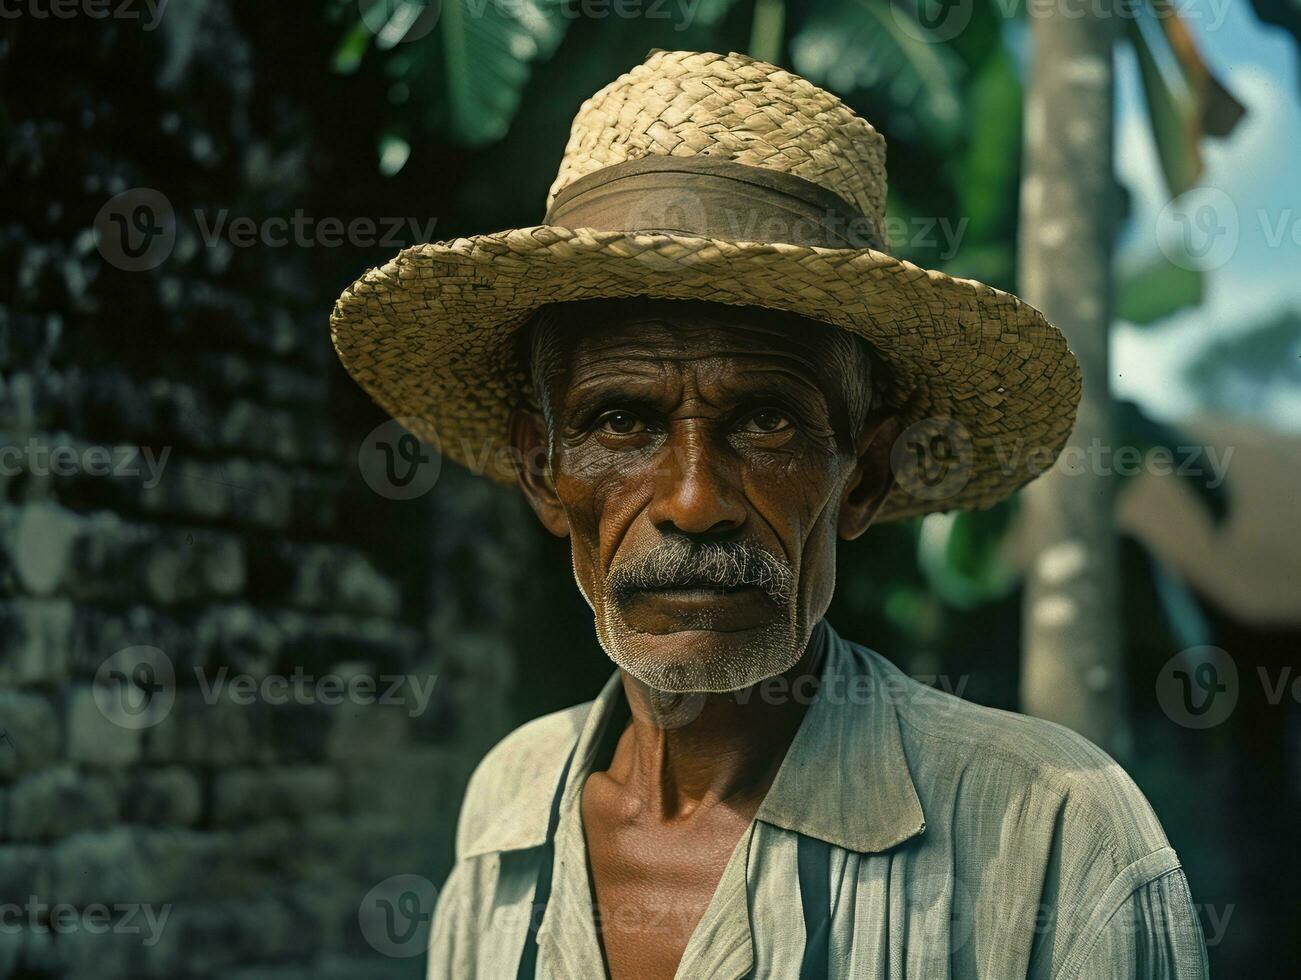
[529,297,867,403]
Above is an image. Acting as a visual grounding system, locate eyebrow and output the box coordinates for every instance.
[561,372,669,422]
[560,361,834,422]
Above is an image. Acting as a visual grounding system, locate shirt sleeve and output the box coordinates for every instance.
[1060,866,1209,980]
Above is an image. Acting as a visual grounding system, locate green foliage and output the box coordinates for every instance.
[944,44,1021,288]
[917,504,1019,610]
[333,0,572,157]
[436,0,570,145]
[1116,249,1204,326]
[957,47,1021,244]
[748,0,786,63]
[1129,7,1201,200]
[790,0,963,148]
[1125,0,1245,204]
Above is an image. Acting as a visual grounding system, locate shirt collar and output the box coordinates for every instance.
[460,618,926,858]
[753,619,928,852]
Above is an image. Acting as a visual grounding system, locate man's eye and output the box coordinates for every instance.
[597,410,647,435]
[739,409,794,434]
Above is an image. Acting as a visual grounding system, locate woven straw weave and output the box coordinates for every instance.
[546,50,889,239]
[330,50,1081,522]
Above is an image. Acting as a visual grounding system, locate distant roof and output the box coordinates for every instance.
[1116,416,1301,626]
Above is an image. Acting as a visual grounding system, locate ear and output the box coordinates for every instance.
[508,406,570,538]
[838,409,902,541]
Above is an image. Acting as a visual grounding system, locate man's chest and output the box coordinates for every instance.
[447,821,1067,980]
[580,785,757,980]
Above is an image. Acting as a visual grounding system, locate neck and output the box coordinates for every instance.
[610,620,828,819]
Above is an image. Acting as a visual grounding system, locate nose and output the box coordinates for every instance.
[645,425,747,536]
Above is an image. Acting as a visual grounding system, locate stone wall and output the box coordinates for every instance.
[0,4,528,977]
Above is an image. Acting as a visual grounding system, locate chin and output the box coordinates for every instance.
[595,611,805,694]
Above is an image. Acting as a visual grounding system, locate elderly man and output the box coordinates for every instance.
[332,50,1208,980]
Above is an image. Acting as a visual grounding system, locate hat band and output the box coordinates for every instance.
[544,155,883,250]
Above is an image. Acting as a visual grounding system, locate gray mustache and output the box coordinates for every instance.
[609,538,793,603]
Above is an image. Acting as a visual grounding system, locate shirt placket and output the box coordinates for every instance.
[672,819,757,980]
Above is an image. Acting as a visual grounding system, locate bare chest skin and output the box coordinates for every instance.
[581,759,764,980]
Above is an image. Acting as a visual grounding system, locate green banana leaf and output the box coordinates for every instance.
[333,0,571,149]
[1128,0,1246,201]
[917,503,1018,609]
[791,0,963,147]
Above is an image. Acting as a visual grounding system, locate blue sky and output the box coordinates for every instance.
[1111,0,1301,429]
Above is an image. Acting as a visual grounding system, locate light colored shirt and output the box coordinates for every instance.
[427,621,1209,979]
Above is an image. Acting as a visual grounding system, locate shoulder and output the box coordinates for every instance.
[857,643,1172,869]
[454,700,593,860]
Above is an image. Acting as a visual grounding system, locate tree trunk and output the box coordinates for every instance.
[1017,1,1131,757]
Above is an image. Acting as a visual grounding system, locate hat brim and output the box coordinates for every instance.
[330,224,1080,522]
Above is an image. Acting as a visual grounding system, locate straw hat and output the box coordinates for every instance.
[330,49,1080,521]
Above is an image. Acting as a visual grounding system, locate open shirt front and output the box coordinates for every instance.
[427,621,1208,979]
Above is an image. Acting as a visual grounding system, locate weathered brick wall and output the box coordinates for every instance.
[0,5,528,977]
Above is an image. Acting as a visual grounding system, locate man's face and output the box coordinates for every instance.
[513,299,896,693]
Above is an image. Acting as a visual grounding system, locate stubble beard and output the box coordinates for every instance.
[593,598,805,694]
[580,538,807,694]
